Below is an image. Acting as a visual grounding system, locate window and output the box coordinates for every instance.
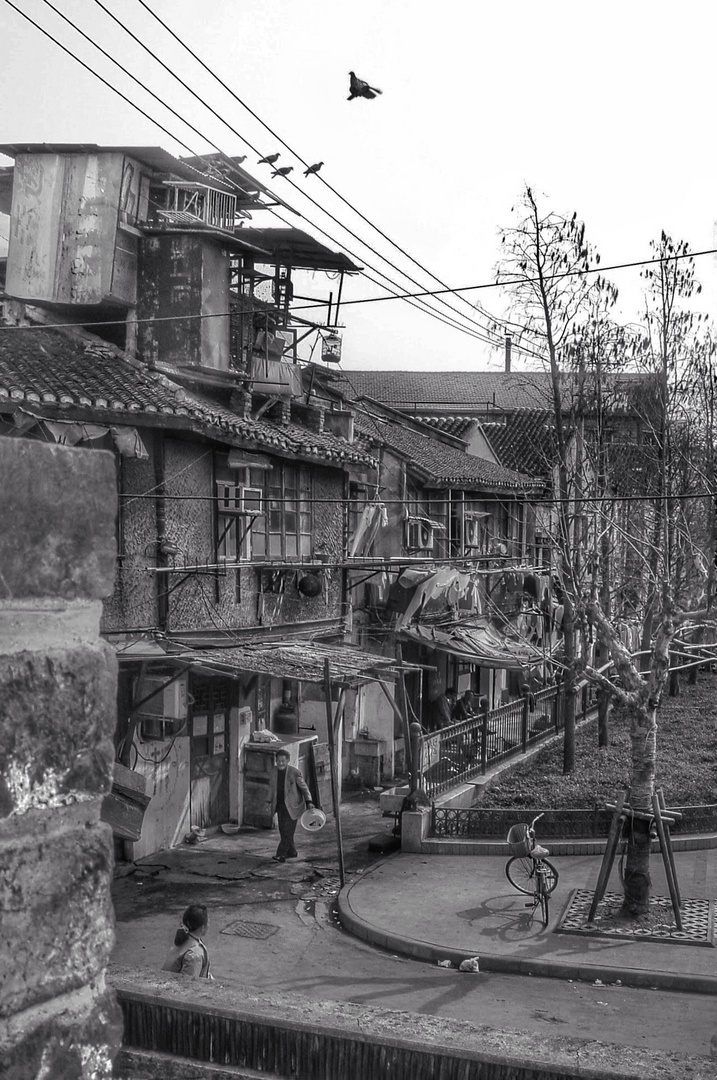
[265,463,312,560]
[118,158,150,229]
[216,465,266,562]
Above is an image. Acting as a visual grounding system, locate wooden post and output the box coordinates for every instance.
[657,788,682,906]
[588,788,629,922]
[521,683,530,754]
[409,721,423,794]
[323,659,345,887]
[652,790,682,928]
[480,695,489,775]
[394,643,413,776]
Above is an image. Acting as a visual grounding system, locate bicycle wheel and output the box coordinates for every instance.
[505,855,535,894]
[537,858,559,894]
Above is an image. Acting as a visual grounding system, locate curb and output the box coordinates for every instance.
[420,832,717,857]
[337,862,717,997]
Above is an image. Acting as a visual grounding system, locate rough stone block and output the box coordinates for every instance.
[0,819,115,1018]
[0,986,122,1080]
[0,440,116,600]
[0,644,117,817]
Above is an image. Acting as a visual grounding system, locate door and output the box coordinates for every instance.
[189,676,232,828]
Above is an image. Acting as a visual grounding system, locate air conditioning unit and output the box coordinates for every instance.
[405,519,434,553]
[138,675,188,741]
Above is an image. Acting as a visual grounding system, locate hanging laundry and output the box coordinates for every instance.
[348,500,388,558]
[110,426,149,459]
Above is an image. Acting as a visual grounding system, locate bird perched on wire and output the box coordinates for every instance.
[303,162,323,177]
[258,152,280,165]
[271,166,294,178]
[348,71,382,100]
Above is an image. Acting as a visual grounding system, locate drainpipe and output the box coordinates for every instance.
[154,433,169,632]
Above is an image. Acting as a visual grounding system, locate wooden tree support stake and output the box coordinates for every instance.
[588,786,684,930]
[653,788,682,928]
[588,787,629,922]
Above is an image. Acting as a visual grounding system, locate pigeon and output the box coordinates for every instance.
[303,162,324,177]
[271,166,294,178]
[348,71,382,100]
[258,152,280,165]
[232,155,247,165]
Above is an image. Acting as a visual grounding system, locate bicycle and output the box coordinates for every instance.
[505,813,559,926]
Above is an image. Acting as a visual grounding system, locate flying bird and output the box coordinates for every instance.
[347,71,382,100]
[271,166,294,178]
[303,162,323,177]
[258,152,280,165]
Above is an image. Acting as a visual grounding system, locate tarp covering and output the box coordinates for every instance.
[391,567,480,629]
[401,617,547,671]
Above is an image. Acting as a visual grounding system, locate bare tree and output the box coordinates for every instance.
[497,187,616,771]
[584,237,713,916]
[501,204,714,915]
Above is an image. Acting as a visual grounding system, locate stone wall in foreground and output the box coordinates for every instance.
[0,438,122,1079]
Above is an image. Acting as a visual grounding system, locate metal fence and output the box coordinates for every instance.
[420,682,597,799]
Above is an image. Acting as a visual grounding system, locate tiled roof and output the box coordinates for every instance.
[481,411,557,478]
[333,370,554,413]
[0,324,375,467]
[354,411,536,491]
[333,370,649,416]
[421,415,478,440]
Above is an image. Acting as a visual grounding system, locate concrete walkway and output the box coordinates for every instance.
[339,845,717,993]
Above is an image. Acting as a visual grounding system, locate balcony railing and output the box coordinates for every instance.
[420,682,598,799]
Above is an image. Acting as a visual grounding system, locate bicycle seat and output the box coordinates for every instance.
[530,844,550,859]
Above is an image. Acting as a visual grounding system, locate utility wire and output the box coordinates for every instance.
[13,0,500,348]
[2,0,198,158]
[4,245,714,333]
[128,0,514,345]
[85,0,506,345]
[6,2,711,353]
[129,0,633,363]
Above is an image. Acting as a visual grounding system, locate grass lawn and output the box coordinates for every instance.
[479,669,717,809]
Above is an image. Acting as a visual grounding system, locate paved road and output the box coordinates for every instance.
[112,859,717,1061]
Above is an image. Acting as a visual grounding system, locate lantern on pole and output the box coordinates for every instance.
[321,332,342,364]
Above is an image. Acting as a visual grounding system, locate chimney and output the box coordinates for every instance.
[505,335,512,373]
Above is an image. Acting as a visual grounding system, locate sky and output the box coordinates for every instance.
[1,0,716,372]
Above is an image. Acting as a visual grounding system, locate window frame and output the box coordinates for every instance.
[266,462,313,561]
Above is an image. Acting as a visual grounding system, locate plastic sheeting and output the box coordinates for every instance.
[401,617,547,671]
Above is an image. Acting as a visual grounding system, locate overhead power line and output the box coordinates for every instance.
[91,0,503,346]
[8,0,502,350]
[129,0,510,346]
[3,246,714,333]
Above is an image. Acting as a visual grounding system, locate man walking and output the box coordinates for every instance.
[271,749,314,863]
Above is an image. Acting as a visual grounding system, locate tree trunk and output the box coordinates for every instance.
[597,688,610,748]
[621,817,653,916]
[562,599,576,772]
[622,698,658,916]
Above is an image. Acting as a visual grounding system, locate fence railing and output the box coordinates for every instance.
[420,681,597,799]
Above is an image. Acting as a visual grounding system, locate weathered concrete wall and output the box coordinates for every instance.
[102,438,347,636]
[0,439,122,1078]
